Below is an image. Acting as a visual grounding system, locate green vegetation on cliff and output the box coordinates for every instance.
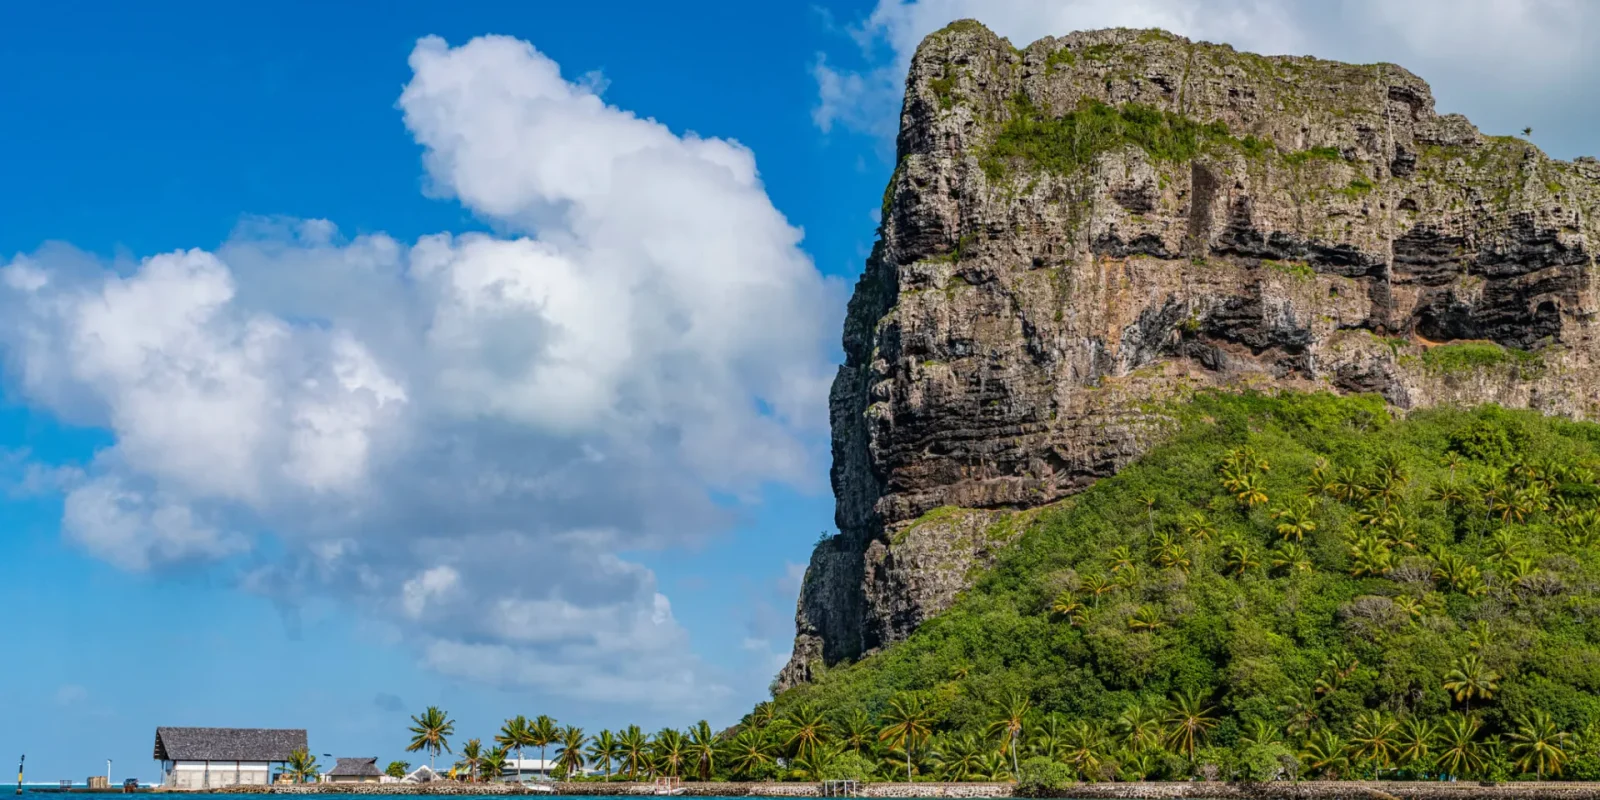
[771,392,1600,783]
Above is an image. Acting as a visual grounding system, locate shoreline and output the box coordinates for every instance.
[161,781,1600,799]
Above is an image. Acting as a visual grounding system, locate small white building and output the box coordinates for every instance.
[153,727,308,789]
[500,759,561,782]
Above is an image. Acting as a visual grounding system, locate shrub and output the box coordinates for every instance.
[1016,757,1075,796]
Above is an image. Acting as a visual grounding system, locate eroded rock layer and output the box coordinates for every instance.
[778,22,1600,689]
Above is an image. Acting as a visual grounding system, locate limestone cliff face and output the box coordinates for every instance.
[777,22,1600,689]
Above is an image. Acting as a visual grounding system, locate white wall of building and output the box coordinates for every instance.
[162,761,273,789]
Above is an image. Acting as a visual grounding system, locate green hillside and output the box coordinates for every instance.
[767,392,1600,784]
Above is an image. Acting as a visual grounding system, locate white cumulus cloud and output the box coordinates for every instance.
[0,33,839,716]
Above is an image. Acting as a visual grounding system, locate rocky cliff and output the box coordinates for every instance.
[777,22,1600,690]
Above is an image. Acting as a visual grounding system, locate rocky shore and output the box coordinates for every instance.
[206,781,1600,798]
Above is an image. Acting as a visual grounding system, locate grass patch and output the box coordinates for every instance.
[1284,145,1345,166]
[1422,341,1543,377]
[1044,47,1076,73]
[1263,259,1314,280]
[982,97,1236,181]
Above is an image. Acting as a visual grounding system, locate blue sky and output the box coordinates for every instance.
[5,0,1600,784]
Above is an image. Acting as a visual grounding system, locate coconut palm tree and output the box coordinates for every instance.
[1348,534,1394,577]
[1050,591,1085,626]
[1115,702,1165,754]
[406,706,456,769]
[726,727,774,779]
[554,726,587,779]
[839,709,875,754]
[684,721,716,781]
[586,730,619,781]
[1270,542,1313,576]
[1277,686,1319,736]
[1346,710,1399,779]
[1435,714,1485,779]
[1222,541,1260,577]
[653,728,687,778]
[1165,689,1218,764]
[985,690,1031,778]
[1061,720,1106,779]
[497,716,533,769]
[618,725,649,780]
[1272,501,1317,542]
[1508,710,1570,780]
[1233,471,1269,508]
[282,749,319,784]
[1181,512,1217,542]
[1107,545,1135,574]
[1394,717,1436,775]
[456,739,484,783]
[530,716,558,771]
[1443,654,1501,711]
[481,746,507,783]
[1299,730,1347,778]
[1080,574,1113,605]
[748,702,777,730]
[792,743,840,782]
[781,705,831,761]
[1028,714,1069,760]
[1128,605,1164,632]
[880,692,934,782]
[1239,719,1282,749]
[931,732,983,781]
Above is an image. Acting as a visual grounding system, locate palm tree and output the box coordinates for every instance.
[748,702,777,730]
[1435,714,1484,779]
[406,706,456,769]
[685,721,716,781]
[792,743,840,782]
[1080,574,1112,605]
[1233,471,1269,508]
[1272,502,1317,541]
[586,730,619,781]
[1165,689,1218,764]
[530,716,558,771]
[282,749,319,784]
[1128,605,1164,632]
[1049,591,1085,626]
[839,709,875,754]
[1115,703,1165,754]
[1181,512,1217,542]
[1061,720,1106,778]
[1239,720,1281,752]
[1270,542,1313,576]
[1277,687,1319,736]
[1509,710,1569,780]
[1107,545,1135,574]
[618,725,649,780]
[1028,714,1068,760]
[481,746,508,783]
[1395,717,1436,774]
[726,727,774,779]
[554,726,587,779]
[497,716,533,769]
[1348,534,1393,577]
[931,732,983,781]
[457,739,484,783]
[1298,730,1348,778]
[1137,491,1158,535]
[1346,710,1399,778]
[985,690,1031,778]
[1222,541,1260,577]
[781,704,831,760]
[1443,654,1501,711]
[880,693,934,782]
[653,728,687,778]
